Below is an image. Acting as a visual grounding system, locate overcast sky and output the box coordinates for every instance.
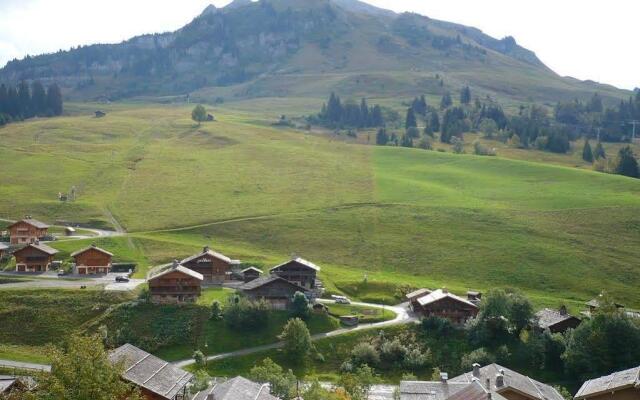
[0,0,638,90]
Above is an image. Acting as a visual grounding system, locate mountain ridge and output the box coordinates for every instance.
[0,0,628,103]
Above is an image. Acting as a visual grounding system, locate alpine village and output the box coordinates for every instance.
[0,1,639,399]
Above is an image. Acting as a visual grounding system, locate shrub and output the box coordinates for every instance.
[210,300,222,320]
[451,137,465,154]
[404,347,432,370]
[223,295,269,331]
[351,342,380,366]
[473,140,496,156]
[380,339,408,364]
[461,347,495,369]
[418,136,433,150]
[193,350,206,369]
[291,291,310,319]
[421,316,455,337]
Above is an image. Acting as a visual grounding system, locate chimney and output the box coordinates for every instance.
[442,287,448,294]
[206,394,214,400]
[440,372,448,383]
[34,239,40,245]
[495,372,504,388]
[203,245,210,253]
[91,243,97,248]
[486,378,491,390]
[472,363,481,378]
[172,259,180,269]
[559,305,568,316]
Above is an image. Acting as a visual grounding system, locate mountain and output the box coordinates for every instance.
[0,0,627,103]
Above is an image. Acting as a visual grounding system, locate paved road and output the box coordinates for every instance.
[0,359,51,372]
[174,300,417,368]
[0,271,145,291]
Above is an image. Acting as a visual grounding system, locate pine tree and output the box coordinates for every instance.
[405,108,417,129]
[360,98,370,127]
[17,80,32,118]
[46,84,63,116]
[419,95,427,115]
[0,84,7,116]
[594,140,606,159]
[375,128,388,145]
[401,134,413,148]
[460,86,471,105]
[440,92,452,109]
[615,146,639,178]
[31,81,47,116]
[582,139,594,163]
[370,105,384,127]
[7,86,19,117]
[429,111,440,132]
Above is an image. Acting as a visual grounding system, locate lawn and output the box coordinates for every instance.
[197,287,236,306]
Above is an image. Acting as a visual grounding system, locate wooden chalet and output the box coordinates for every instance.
[585,294,625,315]
[410,288,478,324]
[0,243,8,260]
[109,343,192,400]
[269,257,319,289]
[7,217,49,245]
[71,244,113,275]
[575,365,640,400]
[400,363,565,400]
[239,275,308,310]
[534,306,581,334]
[148,260,203,303]
[13,242,58,272]
[241,266,263,283]
[406,288,432,308]
[180,246,240,283]
[192,376,278,400]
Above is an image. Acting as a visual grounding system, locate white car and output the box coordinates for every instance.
[333,296,351,304]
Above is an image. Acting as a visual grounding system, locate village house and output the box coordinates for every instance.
[575,365,640,400]
[148,260,204,303]
[409,288,479,324]
[180,246,240,283]
[13,241,58,272]
[109,343,192,400]
[406,288,432,307]
[192,376,279,400]
[0,375,33,397]
[242,266,263,283]
[400,363,565,400]
[7,217,49,245]
[239,275,309,310]
[270,257,319,289]
[71,244,113,275]
[585,294,625,316]
[534,306,581,334]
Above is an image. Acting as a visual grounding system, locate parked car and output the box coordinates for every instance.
[115,276,130,283]
[333,295,351,304]
[57,270,66,276]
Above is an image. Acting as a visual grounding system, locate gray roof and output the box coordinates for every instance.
[416,289,478,309]
[9,218,49,229]
[109,344,193,400]
[181,248,240,265]
[534,308,580,329]
[192,376,279,400]
[406,288,431,300]
[15,242,58,256]
[239,275,308,292]
[451,364,564,400]
[71,244,114,257]
[270,257,320,272]
[447,381,508,400]
[242,266,264,274]
[0,376,17,394]
[0,243,8,251]
[575,365,640,399]
[148,264,204,281]
[399,380,469,400]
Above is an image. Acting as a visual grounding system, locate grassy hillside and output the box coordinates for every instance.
[1,104,639,309]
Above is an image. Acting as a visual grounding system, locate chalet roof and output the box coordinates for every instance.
[70,244,114,257]
[406,288,431,300]
[416,289,478,309]
[451,364,564,400]
[181,247,241,265]
[270,257,320,272]
[0,375,17,394]
[575,365,640,399]
[8,218,49,229]
[109,344,193,400]
[192,376,279,400]
[585,297,624,309]
[534,308,580,330]
[148,263,204,281]
[239,275,308,292]
[242,267,263,274]
[14,242,58,256]
[0,243,8,251]
[447,381,508,400]
[399,380,469,400]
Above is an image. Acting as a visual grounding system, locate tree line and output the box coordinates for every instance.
[313,93,385,129]
[0,81,63,126]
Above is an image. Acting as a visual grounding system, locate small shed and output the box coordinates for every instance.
[241,266,263,283]
[65,227,76,236]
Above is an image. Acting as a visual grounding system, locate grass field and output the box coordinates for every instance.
[0,103,639,311]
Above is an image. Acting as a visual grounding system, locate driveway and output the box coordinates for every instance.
[0,359,50,372]
[0,271,144,291]
[174,300,417,368]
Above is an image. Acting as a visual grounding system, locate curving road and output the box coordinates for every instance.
[173,300,417,368]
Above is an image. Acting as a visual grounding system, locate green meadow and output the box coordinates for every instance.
[1,102,639,309]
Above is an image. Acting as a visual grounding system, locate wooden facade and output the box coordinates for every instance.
[181,246,239,283]
[269,257,319,289]
[13,243,58,272]
[148,263,203,303]
[412,289,479,324]
[7,219,49,245]
[242,267,263,283]
[0,243,7,260]
[72,245,113,275]
[240,276,308,310]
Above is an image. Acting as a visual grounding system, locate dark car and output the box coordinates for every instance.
[115,276,130,283]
